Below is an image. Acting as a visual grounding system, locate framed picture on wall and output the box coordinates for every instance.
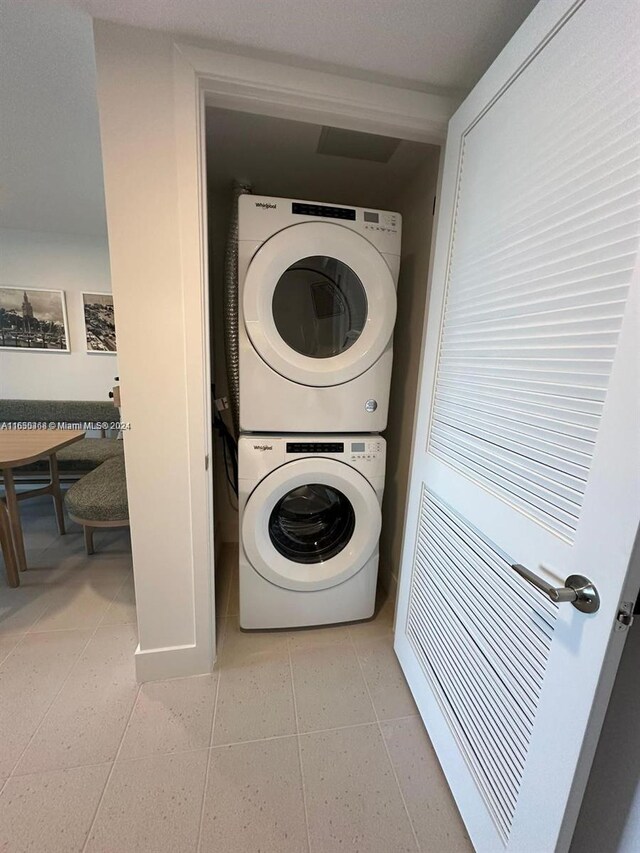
[82,292,117,353]
[0,286,69,351]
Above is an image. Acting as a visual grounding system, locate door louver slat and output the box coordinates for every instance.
[426,48,638,541]
[433,400,596,451]
[406,488,557,841]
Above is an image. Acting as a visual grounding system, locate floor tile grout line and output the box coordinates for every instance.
[25,575,131,636]
[287,635,313,853]
[1,585,54,635]
[24,519,82,562]
[349,630,422,853]
[4,621,127,639]
[195,747,213,853]
[5,577,131,592]
[26,617,134,635]
[1,564,132,590]
[15,529,60,567]
[8,759,116,787]
[215,718,379,748]
[8,758,121,781]
[195,648,223,853]
[5,573,130,781]
[18,527,130,581]
[4,716,423,787]
[97,575,136,629]
[376,721,421,853]
[0,630,28,667]
[5,626,97,779]
[81,680,143,853]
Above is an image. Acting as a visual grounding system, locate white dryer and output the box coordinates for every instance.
[239,434,385,629]
[238,195,401,433]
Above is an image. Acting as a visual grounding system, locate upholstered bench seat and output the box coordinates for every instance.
[0,399,121,478]
[16,438,124,474]
[65,456,128,521]
[57,437,123,469]
[0,398,116,428]
[64,456,129,553]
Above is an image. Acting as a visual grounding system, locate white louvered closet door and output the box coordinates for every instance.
[394,1,640,851]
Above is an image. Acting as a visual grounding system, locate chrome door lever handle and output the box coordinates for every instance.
[511,563,600,613]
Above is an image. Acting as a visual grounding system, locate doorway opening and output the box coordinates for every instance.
[205,105,440,614]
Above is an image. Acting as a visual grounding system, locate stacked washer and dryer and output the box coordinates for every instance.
[236,195,401,629]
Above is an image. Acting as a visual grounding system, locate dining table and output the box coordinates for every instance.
[0,429,85,587]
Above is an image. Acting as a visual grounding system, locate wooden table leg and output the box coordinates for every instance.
[3,467,27,572]
[0,499,19,587]
[49,453,66,535]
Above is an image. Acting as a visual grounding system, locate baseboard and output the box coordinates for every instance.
[134,641,213,682]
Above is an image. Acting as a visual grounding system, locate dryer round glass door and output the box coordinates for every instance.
[243,221,397,387]
[242,458,382,591]
[272,257,367,359]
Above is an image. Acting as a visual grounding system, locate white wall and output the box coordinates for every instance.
[379,152,440,591]
[1,1,108,238]
[0,228,116,400]
[94,20,214,681]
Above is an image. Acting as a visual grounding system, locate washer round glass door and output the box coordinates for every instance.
[269,483,356,563]
[243,221,397,387]
[242,458,382,591]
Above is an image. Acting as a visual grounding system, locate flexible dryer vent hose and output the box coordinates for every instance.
[223,180,252,438]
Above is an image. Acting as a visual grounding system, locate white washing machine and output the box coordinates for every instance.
[239,434,386,629]
[238,195,401,433]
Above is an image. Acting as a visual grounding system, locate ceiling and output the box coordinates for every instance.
[0,1,108,237]
[206,107,439,211]
[76,0,538,92]
[1,0,538,239]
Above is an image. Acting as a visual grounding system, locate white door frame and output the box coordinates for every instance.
[171,42,459,670]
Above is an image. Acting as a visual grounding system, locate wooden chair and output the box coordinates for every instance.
[0,498,19,587]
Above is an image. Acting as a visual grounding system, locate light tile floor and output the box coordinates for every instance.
[0,499,472,852]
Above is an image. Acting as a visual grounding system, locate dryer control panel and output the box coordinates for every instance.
[239,194,402,256]
[286,442,344,454]
[291,202,355,221]
[362,210,400,237]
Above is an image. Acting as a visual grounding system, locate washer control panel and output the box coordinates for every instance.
[241,435,386,479]
[350,439,383,461]
[286,442,344,454]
